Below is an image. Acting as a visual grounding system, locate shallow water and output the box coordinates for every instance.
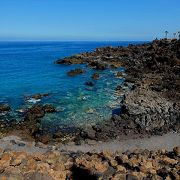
[0,41,144,129]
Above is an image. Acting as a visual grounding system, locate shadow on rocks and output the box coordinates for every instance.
[71,165,98,180]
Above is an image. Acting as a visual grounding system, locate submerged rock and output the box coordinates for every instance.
[32,93,42,100]
[25,93,50,103]
[85,81,94,86]
[91,73,100,80]
[0,104,11,113]
[43,104,56,113]
[67,68,85,76]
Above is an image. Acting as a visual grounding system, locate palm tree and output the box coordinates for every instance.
[178,31,180,40]
[173,32,176,39]
[164,31,169,39]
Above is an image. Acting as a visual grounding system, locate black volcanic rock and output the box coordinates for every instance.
[67,68,85,76]
[64,39,180,140]
[43,104,56,113]
[88,61,107,70]
[56,56,84,64]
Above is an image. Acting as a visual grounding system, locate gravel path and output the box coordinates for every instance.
[60,132,180,153]
[0,132,179,154]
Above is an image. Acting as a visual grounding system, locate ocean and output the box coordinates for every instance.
[0,41,144,129]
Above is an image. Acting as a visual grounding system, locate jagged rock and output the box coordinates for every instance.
[24,105,45,122]
[43,104,56,113]
[67,68,85,76]
[89,61,107,70]
[56,56,84,64]
[22,105,45,135]
[0,147,179,179]
[80,126,96,140]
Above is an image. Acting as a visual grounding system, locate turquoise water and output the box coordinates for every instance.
[0,41,143,128]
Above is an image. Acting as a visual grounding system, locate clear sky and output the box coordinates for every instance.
[0,0,180,41]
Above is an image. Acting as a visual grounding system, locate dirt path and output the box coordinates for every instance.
[0,132,179,154]
[60,132,180,153]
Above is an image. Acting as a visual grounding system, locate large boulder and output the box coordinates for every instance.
[23,104,58,137]
[23,105,45,135]
[80,126,96,140]
[24,105,45,122]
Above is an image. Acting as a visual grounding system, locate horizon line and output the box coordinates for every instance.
[0,39,151,42]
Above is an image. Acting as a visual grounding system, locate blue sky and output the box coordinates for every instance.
[0,0,180,41]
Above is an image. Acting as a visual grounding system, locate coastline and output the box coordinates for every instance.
[56,38,180,144]
[0,39,180,179]
[0,39,180,144]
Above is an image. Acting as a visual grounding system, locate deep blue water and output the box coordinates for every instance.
[0,41,144,128]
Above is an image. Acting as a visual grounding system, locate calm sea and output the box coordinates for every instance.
[0,41,144,129]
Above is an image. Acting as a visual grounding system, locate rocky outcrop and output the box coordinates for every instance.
[22,104,57,137]
[56,55,84,64]
[43,104,57,113]
[23,105,45,135]
[2,39,180,144]
[0,146,179,180]
[61,39,180,141]
[123,88,180,133]
[88,61,107,70]
[67,68,85,76]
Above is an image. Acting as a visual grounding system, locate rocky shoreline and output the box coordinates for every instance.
[0,39,180,144]
[56,39,180,143]
[0,39,180,179]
